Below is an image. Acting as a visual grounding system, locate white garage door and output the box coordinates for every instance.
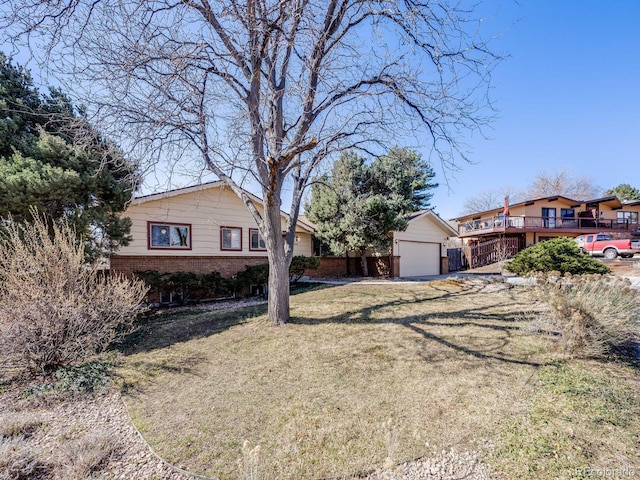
[398,241,440,277]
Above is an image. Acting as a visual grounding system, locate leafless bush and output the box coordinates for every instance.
[55,432,118,480]
[533,274,640,357]
[0,411,43,439]
[0,437,49,480]
[0,215,148,375]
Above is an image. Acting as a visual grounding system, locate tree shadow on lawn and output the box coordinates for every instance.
[116,282,335,356]
[405,322,542,367]
[289,286,545,368]
[116,304,268,355]
[117,281,480,357]
[117,280,543,369]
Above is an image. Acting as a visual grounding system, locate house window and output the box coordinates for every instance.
[559,208,576,227]
[221,227,242,250]
[617,211,639,224]
[249,229,266,250]
[149,222,191,249]
[541,208,556,228]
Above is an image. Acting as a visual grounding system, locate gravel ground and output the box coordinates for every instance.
[0,389,193,480]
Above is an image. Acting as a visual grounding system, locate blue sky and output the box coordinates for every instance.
[430,0,640,219]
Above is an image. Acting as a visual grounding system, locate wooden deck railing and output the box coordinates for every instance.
[459,216,640,236]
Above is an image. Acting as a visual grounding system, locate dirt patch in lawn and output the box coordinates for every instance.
[606,257,640,276]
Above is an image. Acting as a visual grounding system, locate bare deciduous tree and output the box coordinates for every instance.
[1,1,500,324]
[526,170,600,201]
[460,187,521,215]
[460,169,601,217]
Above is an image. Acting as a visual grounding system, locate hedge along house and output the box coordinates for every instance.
[110,181,315,278]
[452,195,640,268]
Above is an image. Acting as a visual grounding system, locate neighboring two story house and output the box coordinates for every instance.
[453,195,640,267]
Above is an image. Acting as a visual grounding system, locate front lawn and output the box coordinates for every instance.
[118,279,640,479]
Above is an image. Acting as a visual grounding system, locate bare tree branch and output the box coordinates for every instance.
[1,0,501,323]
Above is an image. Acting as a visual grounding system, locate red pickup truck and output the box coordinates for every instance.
[575,233,640,259]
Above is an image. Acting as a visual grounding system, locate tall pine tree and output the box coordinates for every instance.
[0,54,138,260]
[307,147,437,276]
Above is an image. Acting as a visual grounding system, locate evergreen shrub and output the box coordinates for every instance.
[505,237,610,276]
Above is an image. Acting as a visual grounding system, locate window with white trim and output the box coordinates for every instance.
[221,227,242,250]
[149,223,191,249]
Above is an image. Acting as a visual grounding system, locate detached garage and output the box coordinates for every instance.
[392,210,458,277]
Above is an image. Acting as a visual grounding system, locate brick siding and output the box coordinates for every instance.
[111,254,411,279]
[306,256,399,278]
[110,255,269,278]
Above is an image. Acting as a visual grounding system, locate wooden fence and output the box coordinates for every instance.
[464,237,522,269]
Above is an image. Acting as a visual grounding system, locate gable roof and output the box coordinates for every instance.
[300,210,456,237]
[131,181,315,233]
[408,209,458,237]
[583,195,623,209]
[132,180,232,205]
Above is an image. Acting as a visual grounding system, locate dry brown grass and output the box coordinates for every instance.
[116,277,640,479]
[488,360,640,479]
[0,437,49,480]
[120,279,549,479]
[0,410,48,480]
[55,432,119,480]
[0,411,44,439]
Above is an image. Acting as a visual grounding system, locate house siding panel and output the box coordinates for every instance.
[390,213,454,277]
[118,186,312,258]
[392,214,448,257]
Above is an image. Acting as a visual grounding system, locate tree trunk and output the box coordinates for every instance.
[267,247,290,326]
[360,249,369,277]
[263,194,292,325]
